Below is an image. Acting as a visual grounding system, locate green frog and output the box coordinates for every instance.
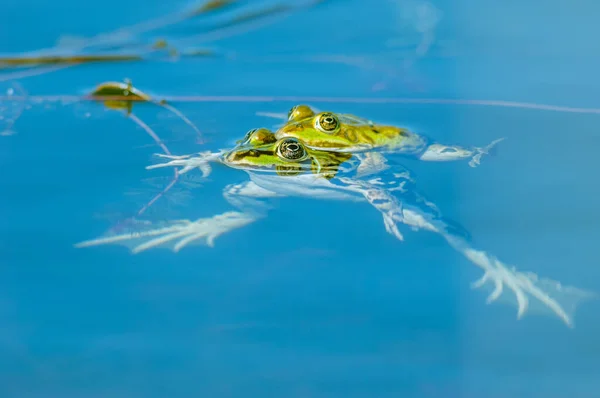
[75,127,594,327]
[266,104,504,167]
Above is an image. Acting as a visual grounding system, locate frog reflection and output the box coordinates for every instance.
[76,128,594,327]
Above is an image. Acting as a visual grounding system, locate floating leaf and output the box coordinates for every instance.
[89,79,150,113]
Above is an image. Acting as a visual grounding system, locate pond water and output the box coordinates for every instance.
[1,0,599,397]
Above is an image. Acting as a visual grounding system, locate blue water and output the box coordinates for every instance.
[1,1,600,397]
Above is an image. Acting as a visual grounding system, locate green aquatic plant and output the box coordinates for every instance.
[0,0,329,82]
[89,79,206,216]
[89,79,202,139]
[0,54,143,68]
[0,47,218,69]
[188,0,238,16]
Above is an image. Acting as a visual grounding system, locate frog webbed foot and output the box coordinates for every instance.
[464,247,597,327]
[418,137,505,167]
[468,137,506,168]
[146,150,223,177]
[74,212,257,253]
[381,211,405,241]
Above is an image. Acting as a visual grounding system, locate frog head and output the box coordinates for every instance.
[276,104,424,151]
[224,127,352,178]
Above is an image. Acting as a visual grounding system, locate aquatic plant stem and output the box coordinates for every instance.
[128,112,179,216]
[3,94,600,115]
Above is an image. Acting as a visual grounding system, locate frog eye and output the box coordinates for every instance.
[315,113,339,133]
[287,104,315,121]
[240,128,276,145]
[277,138,307,161]
[251,128,276,145]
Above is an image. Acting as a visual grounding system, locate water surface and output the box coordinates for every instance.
[1,0,599,397]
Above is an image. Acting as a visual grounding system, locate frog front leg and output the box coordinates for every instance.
[146,150,225,176]
[418,138,505,167]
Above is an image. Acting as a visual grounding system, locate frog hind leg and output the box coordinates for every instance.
[74,212,258,253]
[443,233,597,328]
[377,173,593,326]
[338,176,405,241]
[146,150,224,177]
[75,179,285,253]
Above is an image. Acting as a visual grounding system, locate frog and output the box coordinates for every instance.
[266,104,504,167]
[75,127,594,327]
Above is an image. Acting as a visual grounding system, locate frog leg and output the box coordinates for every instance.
[74,181,283,253]
[418,138,505,167]
[146,150,224,176]
[341,165,596,326]
[441,233,596,327]
[354,152,391,178]
[338,176,406,241]
[339,158,439,242]
[74,211,257,253]
[161,180,286,250]
[396,192,596,327]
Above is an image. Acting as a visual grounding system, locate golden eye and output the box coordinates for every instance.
[287,104,315,121]
[249,128,276,145]
[277,138,307,161]
[243,128,258,142]
[315,113,339,133]
[241,128,276,145]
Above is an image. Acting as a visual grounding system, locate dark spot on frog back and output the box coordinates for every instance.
[344,127,358,142]
[378,125,409,139]
[346,126,375,144]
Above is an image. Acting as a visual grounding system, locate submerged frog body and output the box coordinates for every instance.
[76,128,594,327]
[273,104,503,167]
